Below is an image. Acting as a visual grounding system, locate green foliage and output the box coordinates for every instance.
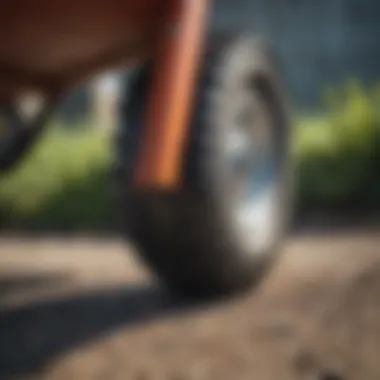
[0,128,114,231]
[297,80,380,210]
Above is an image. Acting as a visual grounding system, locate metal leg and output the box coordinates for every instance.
[133,0,210,189]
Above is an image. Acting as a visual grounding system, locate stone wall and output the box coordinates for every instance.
[212,0,380,108]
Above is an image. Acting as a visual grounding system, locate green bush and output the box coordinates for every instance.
[0,128,114,231]
[296,80,380,211]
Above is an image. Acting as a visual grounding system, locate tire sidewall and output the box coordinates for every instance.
[199,33,292,266]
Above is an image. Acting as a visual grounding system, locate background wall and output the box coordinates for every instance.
[58,0,380,122]
[213,0,380,108]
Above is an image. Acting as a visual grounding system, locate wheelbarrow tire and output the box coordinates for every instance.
[117,32,292,298]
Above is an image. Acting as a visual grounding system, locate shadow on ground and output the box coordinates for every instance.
[0,274,71,302]
[0,274,209,379]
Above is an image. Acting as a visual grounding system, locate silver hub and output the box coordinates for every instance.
[224,84,279,254]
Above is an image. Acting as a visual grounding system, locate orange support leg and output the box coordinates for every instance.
[133,0,210,190]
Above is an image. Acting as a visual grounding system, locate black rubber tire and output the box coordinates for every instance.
[116,32,292,298]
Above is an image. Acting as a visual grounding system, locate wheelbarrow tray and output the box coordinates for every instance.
[0,0,167,99]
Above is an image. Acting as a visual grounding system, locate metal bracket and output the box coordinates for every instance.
[133,0,210,190]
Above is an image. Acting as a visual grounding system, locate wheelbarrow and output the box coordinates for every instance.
[0,0,292,297]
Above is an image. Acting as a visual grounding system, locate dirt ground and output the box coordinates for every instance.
[1,226,380,380]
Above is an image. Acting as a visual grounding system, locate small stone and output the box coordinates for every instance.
[293,349,317,375]
[317,369,345,380]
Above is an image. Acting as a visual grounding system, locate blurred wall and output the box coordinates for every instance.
[212,0,380,109]
[57,86,92,126]
[60,0,380,124]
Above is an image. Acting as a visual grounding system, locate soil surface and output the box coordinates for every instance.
[1,227,380,380]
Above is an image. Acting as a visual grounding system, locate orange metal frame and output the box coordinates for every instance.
[133,0,210,190]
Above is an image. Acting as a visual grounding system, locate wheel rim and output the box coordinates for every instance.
[224,82,280,254]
